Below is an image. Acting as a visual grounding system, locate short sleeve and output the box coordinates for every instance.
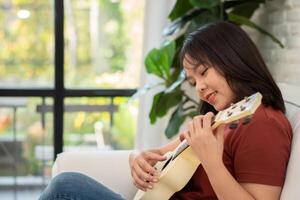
[232,115,291,186]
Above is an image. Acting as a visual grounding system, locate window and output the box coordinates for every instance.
[0,0,144,199]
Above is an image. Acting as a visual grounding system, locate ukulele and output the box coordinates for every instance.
[134,92,262,200]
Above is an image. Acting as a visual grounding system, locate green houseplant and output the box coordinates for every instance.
[140,0,283,139]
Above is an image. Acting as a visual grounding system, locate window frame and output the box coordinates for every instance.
[0,0,136,159]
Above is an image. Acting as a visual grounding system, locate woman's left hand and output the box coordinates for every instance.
[182,112,225,170]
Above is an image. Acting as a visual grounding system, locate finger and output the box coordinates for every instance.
[132,171,152,191]
[179,132,186,141]
[132,167,156,187]
[139,160,159,177]
[144,151,167,162]
[193,115,203,133]
[203,112,214,130]
[188,121,195,137]
[182,131,191,144]
[133,179,147,192]
[136,160,159,181]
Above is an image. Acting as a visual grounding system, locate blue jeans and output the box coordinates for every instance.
[39,172,126,200]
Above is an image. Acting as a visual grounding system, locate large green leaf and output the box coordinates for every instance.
[163,9,206,37]
[230,2,260,19]
[130,82,164,101]
[168,0,193,21]
[144,41,176,80]
[149,90,183,124]
[165,70,185,93]
[186,10,220,35]
[165,104,187,138]
[228,13,284,48]
[224,0,265,10]
[149,92,163,124]
[189,0,220,9]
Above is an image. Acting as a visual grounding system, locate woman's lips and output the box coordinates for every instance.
[207,92,216,104]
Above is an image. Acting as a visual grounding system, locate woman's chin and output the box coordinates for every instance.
[213,104,228,111]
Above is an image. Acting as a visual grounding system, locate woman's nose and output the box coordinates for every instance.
[196,81,206,92]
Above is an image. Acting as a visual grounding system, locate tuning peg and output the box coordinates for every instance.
[242,117,252,125]
[230,103,236,109]
[229,123,238,129]
[240,105,246,111]
[244,96,250,102]
[227,110,233,117]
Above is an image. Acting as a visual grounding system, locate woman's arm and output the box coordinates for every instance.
[204,162,281,200]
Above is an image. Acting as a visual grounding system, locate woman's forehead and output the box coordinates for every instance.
[183,56,198,70]
[183,54,197,65]
[183,53,212,68]
[183,56,207,71]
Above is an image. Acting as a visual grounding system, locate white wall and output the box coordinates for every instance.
[249,0,300,86]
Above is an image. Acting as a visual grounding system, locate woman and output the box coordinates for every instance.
[39,21,292,200]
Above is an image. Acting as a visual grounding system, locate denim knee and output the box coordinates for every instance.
[39,172,88,200]
[39,172,125,200]
[49,172,84,193]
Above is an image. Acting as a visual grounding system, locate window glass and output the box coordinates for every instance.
[65,0,144,89]
[0,97,53,199]
[63,97,138,150]
[0,1,54,88]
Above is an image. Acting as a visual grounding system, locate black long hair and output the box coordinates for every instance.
[180,21,285,114]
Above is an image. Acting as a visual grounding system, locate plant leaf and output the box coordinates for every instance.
[168,0,193,21]
[165,70,186,93]
[149,92,163,124]
[224,0,265,10]
[186,10,220,35]
[163,9,206,37]
[144,41,176,80]
[230,2,261,19]
[149,90,183,124]
[228,13,284,48]
[129,82,164,102]
[189,0,220,9]
[165,104,187,138]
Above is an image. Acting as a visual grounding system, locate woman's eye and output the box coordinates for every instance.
[200,68,208,76]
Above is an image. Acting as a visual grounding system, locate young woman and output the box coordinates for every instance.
[39,21,292,200]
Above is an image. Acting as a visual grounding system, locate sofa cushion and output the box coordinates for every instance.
[278,83,300,200]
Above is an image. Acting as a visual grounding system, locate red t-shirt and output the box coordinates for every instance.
[170,105,292,200]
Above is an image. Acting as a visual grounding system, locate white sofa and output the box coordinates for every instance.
[52,83,300,200]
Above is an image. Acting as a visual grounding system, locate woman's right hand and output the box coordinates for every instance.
[129,149,166,191]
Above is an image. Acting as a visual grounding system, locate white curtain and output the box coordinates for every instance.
[135,0,176,149]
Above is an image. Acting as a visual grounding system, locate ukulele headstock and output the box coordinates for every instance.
[213,92,262,128]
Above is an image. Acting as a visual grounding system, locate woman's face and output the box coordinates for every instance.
[183,55,236,111]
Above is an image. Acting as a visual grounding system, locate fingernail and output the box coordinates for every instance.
[148,185,153,189]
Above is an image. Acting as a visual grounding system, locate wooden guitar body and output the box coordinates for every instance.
[134,147,200,200]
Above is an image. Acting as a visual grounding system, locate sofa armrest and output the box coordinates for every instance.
[52,150,137,200]
[278,82,300,200]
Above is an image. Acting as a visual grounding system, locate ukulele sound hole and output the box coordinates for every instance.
[161,156,173,171]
